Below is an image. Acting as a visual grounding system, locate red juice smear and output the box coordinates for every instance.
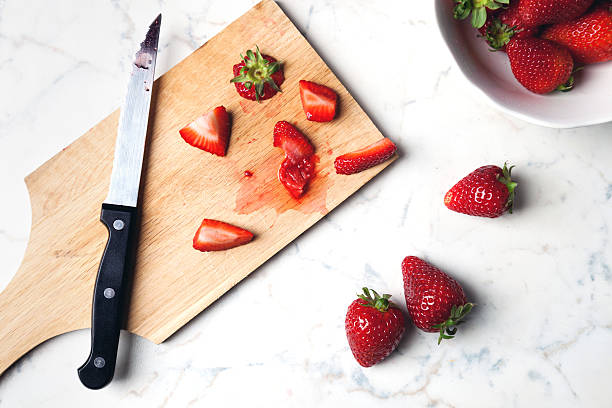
[235,154,329,216]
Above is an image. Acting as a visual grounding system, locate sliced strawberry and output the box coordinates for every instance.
[299,80,337,122]
[278,156,316,199]
[179,106,230,156]
[273,121,314,160]
[193,219,253,252]
[273,121,316,198]
[334,138,397,175]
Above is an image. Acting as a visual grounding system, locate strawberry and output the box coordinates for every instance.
[453,0,510,29]
[345,288,406,367]
[542,2,612,64]
[230,46,284,102]
[334,138,397,175]
[193,219,254,252]
[444,163,517,218]
[402,257,473,344]
[299,80,337,122]
[273,121,315,198]
[506,38,574,94]
[179,106,230,156]
[483,2,539,50]
[518,0,595,27]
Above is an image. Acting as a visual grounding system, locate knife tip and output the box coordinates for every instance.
[151,13,162,28]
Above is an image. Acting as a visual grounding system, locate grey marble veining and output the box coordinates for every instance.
[0,0,611,407]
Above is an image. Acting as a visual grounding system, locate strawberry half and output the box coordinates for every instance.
[193,219,254,252]
[299,80,337,122]
[230,46,284,102]
[334,138,397,175]
[273,121,315,198]
[179,106,230,156]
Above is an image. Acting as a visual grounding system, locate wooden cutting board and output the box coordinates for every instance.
[0,0,395,375]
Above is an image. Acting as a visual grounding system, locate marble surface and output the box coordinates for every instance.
[1,0,611,406]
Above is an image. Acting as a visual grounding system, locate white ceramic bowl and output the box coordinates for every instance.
[434,0,612,128]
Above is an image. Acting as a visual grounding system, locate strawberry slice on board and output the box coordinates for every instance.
[273,121,316,199]
[193,219,254,252]
[299,80,338,122]
[334,137,397,175]
[179,106,230,157]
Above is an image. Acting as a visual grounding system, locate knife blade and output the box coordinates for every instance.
[77,14,161,390]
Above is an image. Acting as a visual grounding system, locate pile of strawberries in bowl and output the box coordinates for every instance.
[435,0,612,128]
[455,0,612,94]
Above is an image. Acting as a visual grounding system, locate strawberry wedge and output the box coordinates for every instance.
[179,106,230,156]
[299,80,337,122]
[273,121,316,198]
[193,219,254,252]
[334,138,397,175]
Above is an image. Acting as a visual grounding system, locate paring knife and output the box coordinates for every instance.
[77,14,161,390]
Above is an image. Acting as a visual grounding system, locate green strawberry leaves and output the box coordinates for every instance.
[230,45,282,102]
[357,287,397,313]
[485,18,520,50]
[453,0,510,28]
[431,303,474,345]
[497,162,517,214]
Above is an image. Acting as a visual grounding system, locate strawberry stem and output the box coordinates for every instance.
[453,0,509,28]
[497,162,517,214]
[357,287,396,312]
[431,303,474,345]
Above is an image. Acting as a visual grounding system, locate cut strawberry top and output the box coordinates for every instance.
[299,80,337,122]
[231,46,284,102]
[334,137,397,175]
[193,219,254,252]
[179,106,230,157]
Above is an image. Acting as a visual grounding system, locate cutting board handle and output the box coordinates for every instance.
[0,176,92,376]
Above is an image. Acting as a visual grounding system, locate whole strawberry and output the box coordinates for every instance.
[542,2,612,64]
[402,257,473,344]
[518,0,595,27]
[506,38,574,94]
[444,163,517,218]
[345,288,405,367]
[230,46,284,102]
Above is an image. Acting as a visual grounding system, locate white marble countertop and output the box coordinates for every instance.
[1,0,611,406]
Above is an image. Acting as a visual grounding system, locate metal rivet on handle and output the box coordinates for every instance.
[93,357,106,368]
[113,219,125,230]
[103,288,115,299]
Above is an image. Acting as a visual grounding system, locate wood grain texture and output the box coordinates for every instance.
[0,0,396,375]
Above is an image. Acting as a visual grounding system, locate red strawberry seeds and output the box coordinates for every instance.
[506,38,574,94]
[231,47,284,102]
[345,288,405,367]
[542,2,612,64]
[334,138,397,175]
[518,0,595,27]
[444,163,517,218]
[402,256,473,344]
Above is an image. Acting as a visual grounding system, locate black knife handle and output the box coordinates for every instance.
[78,203,137,390]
